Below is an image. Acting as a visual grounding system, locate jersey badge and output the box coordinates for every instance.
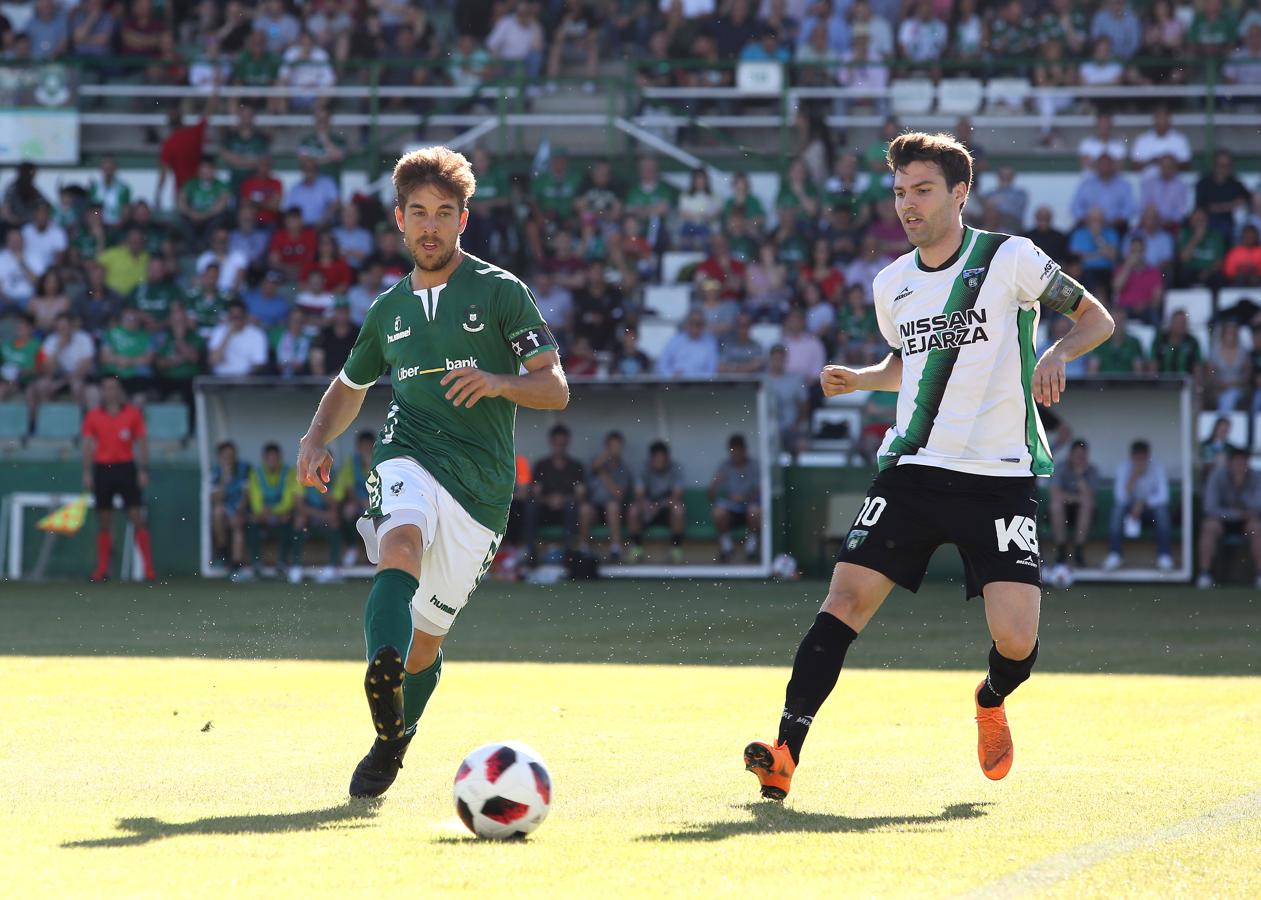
[845,529,868,551]
[462,304,485,333]
[388,315,411,344]
[961,267,987,290]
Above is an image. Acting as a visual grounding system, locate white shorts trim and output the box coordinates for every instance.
[358,457,501,636]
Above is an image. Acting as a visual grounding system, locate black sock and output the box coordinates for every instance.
[1055,543,1067,564]
[977,640,1039,708]
[777,612,858,763]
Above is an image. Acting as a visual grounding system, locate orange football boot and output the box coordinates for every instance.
[743,740,796,800]
[974,679,1014,780]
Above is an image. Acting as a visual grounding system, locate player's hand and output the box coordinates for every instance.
[1032,349,1067,406]
[296,436,333,494]
[441,367,504,408]
[820,365,861,397]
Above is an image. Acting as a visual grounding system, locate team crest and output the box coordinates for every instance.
[390,480,404,496]
[394,315,402,331]
[961,267,986,290]
[845,529,869,551]
[462,304,485,333]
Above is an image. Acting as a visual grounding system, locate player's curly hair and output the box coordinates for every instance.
[886,131,974,202]
[393,146,477,211]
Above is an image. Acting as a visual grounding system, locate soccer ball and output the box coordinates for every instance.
[771,553,799,580]
[453,741,551,840]
[1047,563,1075,590]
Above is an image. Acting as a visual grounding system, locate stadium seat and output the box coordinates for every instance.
[643,284,692,322]
[985,77,1032,112]
[637,321,677,359]
[936,78,984,116]
[660,251,705,284]
[1199,410,1250,448]
[0,401,27,446]
[749,322,782,350]
[811,407,860,442]
[1164,288,1214,332]
[32,403,82,442]
[890,79,935,116]
[146,403,190,445]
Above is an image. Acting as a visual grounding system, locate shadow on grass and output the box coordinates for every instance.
[639,800,990,842]
[62,799,381,848]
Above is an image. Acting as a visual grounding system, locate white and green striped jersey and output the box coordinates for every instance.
[872,226,1084,478]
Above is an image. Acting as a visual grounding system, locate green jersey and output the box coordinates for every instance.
[89,178,132,226]
[184,287,229,329]
[1092,334,1145,374]
[235,51,280,87]
[182,177,230,214]
[339,253,558,532]
[102,325,153,377]
[297,132,349,178]
[531,169,582,218]
[157,328,205,380]
[222,129,271,190]
[625,180,677,214]
[129,279,181,322]
[1,335,39,381]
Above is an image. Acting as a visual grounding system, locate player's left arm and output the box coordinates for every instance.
[1016,240,1115,406]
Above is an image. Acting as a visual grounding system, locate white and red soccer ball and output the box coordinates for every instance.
[453,741,552,840]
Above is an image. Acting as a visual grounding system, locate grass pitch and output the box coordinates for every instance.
[2,579,1259,897]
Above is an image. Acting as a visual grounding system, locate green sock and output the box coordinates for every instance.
[364,568,418,661]
[403,649,442,733]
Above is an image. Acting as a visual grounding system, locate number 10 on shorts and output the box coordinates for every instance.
[855,496,886,527]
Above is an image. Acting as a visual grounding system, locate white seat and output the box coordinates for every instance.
[890,78,935,116]
[936,78,984,116]
[1164,287,1214,331]
[985,77,1032,112]
[637,321,677,360]
[1126,322,1157,354]
[1198,410,1249,448]
[660,251,705,284]
[811,407,860,441]
[643,284,692,322]
[749,322,782,350]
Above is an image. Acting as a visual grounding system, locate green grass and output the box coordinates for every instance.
[2,579,1259,897]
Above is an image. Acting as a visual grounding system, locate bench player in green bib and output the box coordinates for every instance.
[296,147,569,798]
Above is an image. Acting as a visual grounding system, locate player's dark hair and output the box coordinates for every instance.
[1130,440,1151,456]
[886,131,974,206]
[393,145,476,211]
[263,442,281,455]
[649,440,669,456]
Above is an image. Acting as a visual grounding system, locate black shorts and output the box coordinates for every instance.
[837,465,1042,599]
[590,500,631,525]
[94,462,142,511]
[641,499,675,529]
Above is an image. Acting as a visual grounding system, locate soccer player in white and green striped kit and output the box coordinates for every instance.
[745,132,1116,799]
[296,147,568,798]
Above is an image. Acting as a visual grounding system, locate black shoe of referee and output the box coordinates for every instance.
[349,645,409,798]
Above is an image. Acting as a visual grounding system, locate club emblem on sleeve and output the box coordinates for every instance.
[390,480,404,496]
[961,267,986,290]
[462,304,485,333]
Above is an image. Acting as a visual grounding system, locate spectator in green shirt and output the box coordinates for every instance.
[219,102,272,195]
[178,157,232,243]
[720,172,767,233]
[1188,0,1236,58]
[97,228,150,297]
[531,151,583,223]
[233,31,282,112]
[184,261,230,330]
[0,312,40,400]
[1152,309,1203,377]
[89,157,132,229]
[100,306,156,396]
[1177,208,1226,288]
[128,257,182,330]
[624,156,678,251]
[155,303,205,408]
[296,105,350,180]
[1088,308,1149,374]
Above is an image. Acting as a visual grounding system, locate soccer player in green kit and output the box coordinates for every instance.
[296,147,569,798]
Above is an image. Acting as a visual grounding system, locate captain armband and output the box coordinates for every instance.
[1036,270,1085,315]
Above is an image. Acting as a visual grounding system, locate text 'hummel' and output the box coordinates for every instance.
[386,328,411,343]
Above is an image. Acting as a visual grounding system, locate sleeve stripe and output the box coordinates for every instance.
[338,369,376,390]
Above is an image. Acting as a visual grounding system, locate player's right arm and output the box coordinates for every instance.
[298,307,384,493]
[821,352,903,397]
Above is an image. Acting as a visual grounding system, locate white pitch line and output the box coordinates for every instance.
[960,789,1261,899]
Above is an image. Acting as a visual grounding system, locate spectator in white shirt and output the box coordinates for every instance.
[208,301,269,376]
[20,202,68,277]
[252,0,300,53]
[655,311,719,378]
[897,0,947,69]
[1078,112,1128,169]
[1138,154,1192,228]
[286,157,340,229]
[0,229,39,309]
[486,2,545,81]
[196,228,250,295]
[31,312,95,404]
[1130,107,1191,175]
[1079,36,1124,87]
[849,0,894,60]
[278,30,336,111]
[1104,439,1173,571]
